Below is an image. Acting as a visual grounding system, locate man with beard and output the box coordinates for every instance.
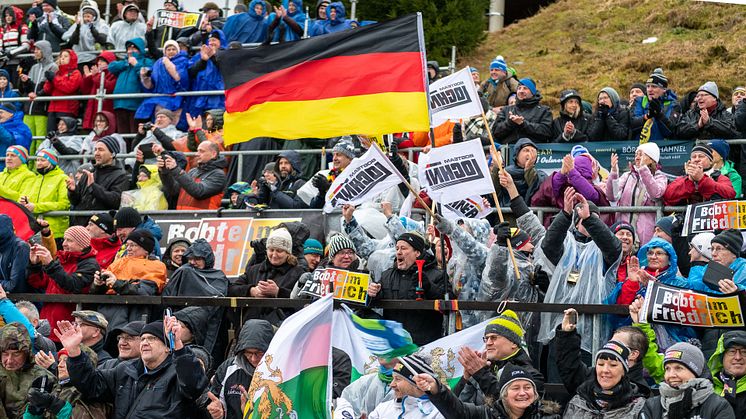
[491,78,552,144]
[254,150,307,209]
[67,136,129,226]
[159,141,227,210]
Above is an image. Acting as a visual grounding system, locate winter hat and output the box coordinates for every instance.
[140,320,166,345]
[630,82,646,93]
[469,67,479,74]
[227,181,252,195]
[332,137,356,160]
[689,232,715,260]
[326,234,355,258]
[163,0,179,8]
[611,221,636,241]
[114,207,141,229]
[126,229,156,254]
[263,162,275,173]
[489,58,508,73]
[396,231,426,254]
[498,364,537,397]
[711,228,743,257]
[698,81,719,99]
[393,354,434,385]
[266,228,292,253]
[664,342,705,376]
[36,149,59,167]
[6,145,28,163]
[559,89,582,105]
[513,138,537,157]
[723,330,746,350]
[596,340,631,373]
[88,212,115,235]
[636,142,660,163]
[599,87,621,107]
[691,144,714,162]
[707,139,730,161]
[200,1,220,11]
[518,78,537,96]
[176,36,191,48]
[508,228,531,250]
[646,68,668,89]
[484,310,524,346]
[163,39,180,52]
[72,310,108,331]
[42,0,58,8]
[155,108,174,123]
[98,136,121,155]
[655,216,675,238]
[63,226,91,249]
[303,238,324,255]
[733,86,746,96]
[571,144,589,158]
[234,3,248,13]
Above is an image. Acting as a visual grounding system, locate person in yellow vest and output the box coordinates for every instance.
[0,146,36,201]
[19,149,70,241]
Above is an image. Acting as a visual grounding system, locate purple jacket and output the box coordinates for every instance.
[605,165,667,244]
[551,155,602,203]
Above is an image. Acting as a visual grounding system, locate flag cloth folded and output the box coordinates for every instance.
[418,139,495,203]
[246,295,333,419]
[332,309,378,382]
[429,67,484,127]
[219,14,430,145]
[0,197,40,241]
[441,195,494,220]
[322,144,406,213]
[337,305,418,368]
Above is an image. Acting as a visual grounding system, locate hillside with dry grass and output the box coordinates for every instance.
[462,0,746,109]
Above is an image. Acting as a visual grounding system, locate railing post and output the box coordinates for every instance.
[236,153,244,182]
[97,70,106,113]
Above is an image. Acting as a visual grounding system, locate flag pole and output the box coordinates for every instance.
[481,109,521,280]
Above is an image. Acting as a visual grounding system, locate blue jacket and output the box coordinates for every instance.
[108,38,154,112]
[0,214,30,292]
[184,29,226,118]
[0,108,32,171]
[309,2,352,36]
[140,215,163,258]
[269,0,307,42]
[631,91,680,142]
[223,0,268,44]
[135,50,190,120]
[0,299,36,342]
[0,70,21,111]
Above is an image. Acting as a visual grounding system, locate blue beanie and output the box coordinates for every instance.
[707,139,730,161]
[655,216,674,238]
[469,66,479,73]
[303,238,323,255]
[490,59,507,73]
[519,78,537,96]
[571,145,589,158]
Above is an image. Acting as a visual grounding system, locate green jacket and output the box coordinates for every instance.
[720,159,743,198]
[21,167,69,239]
[708,334,746,400]
[0,165,36,201]
[635,321,665,383]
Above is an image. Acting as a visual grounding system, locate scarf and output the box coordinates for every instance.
[591,378,630,411]
[719,371,738,401]
[659,378,712,419]
[378,364,393,384]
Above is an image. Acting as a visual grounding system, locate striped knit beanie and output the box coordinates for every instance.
[484,310,525,346]
[37,149,59,167]
[6,145,28,163]
[64,226,92,249]
[393,353,434,385]
[327,234,355,258]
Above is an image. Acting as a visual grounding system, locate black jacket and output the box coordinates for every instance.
[255,150,308,209]
[588,107,630,141]
[640,392,735,419]
[675,101,738,140]
[454,348,545,405]
[491,94,553,144]
[68,346,208,419]
[373,253,447,345]
[229,258,304,325]
[68,163,130,226]
[541,210,621,271]
[550,111,592,143]
[430,382,560,419]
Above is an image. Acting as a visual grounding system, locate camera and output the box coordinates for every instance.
[142,122,154,131]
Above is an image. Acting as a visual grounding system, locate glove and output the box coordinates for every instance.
[434,214,453,235]
[596,103,610,118]
[493,221,511,243]
[647,98,662,118]
[44,70,56,82]
[312,173,330,194]
[27,388,66,414]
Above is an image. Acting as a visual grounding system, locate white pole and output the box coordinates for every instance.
[488,0,505,32]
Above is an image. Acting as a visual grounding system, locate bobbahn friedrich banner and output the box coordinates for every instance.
[640,281,745,328]
[682,200,746,236]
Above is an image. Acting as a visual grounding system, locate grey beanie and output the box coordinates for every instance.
[332,137,356,160]
[664,342,705,376]
[698,81,719,100]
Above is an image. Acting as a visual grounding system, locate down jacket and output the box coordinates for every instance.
[605,164,667,244]
[43,49,82,115]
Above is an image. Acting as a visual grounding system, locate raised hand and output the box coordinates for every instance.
[54,321,83,356]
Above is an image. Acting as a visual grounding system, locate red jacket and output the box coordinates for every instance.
[81,51,117,129]
[90,236,120,269]
[663,171,736,206]
[27,248,99,342]
[43,49,82,115]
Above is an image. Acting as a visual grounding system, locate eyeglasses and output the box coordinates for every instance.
[725,348,746,357]
[335,250,355,256]
[117,335,140,343]
[482,335,500,343]
[646,250,667,258]
[244,350,265,359]
[711,245,729,254]
[140,336,161,344]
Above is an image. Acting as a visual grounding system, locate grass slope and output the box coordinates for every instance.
[463,0,746,109]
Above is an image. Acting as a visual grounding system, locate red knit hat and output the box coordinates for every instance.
[63,226,91,249]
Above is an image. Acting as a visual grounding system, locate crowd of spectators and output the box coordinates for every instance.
[0,1,745,418]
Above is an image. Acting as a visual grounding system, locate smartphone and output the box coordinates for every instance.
[164,308,175,351]
[28,233,42,246]
[139,143,156,160]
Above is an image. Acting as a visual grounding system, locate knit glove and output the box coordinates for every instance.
[312,173,330,195]
[493,221,511,243]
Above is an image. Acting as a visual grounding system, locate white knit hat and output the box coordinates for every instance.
[636,142,660,163]
[690,232,715,260]
[266,228,292,253]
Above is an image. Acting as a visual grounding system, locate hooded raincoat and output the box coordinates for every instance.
[43,49,82,115]
[268,0,306,42]
[135,49,190,120]
[0,108,32,171]
[19,40,57,117]
[185,30,225,118]
[309,2,352,36]
[106,4,146,52]
[708,332,746,415]
[108,38,152,111]
[21,165,69,238]
[223,0,268,43]
[80,50,117,129]
[61,2,110,64]
[0,69,21,111]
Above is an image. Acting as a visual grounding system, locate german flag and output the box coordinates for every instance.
[219,14,430,145]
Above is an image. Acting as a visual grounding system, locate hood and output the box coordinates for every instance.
[708,330,746,377]
[0,215,15,241]
[1,6,24,26]
[174,306,208,346]
[0,323,32,367]
[327,1,346,23]
[284,0,303,15]
[125,38,147,56]
[637,237,678,279]
[162,237,192,266]
[205,109,224,130]
[274,150,302,177]
[209,29,227,49]
[600,87,620,110]
[79,0,100,21]
[512,138,537,164]
[98,50,116,64]
[278,221,310,255]
[573,155,593,180]
[235,319,275,354]
[95,111,117,137]
[248,0,266,19]
[58,49,79,73]
[182,238,216,269]
[59,117,78,134]
[459,218,491,246]
[136,164,162,189]
[121,4,140,22]
[35,40,54,66]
